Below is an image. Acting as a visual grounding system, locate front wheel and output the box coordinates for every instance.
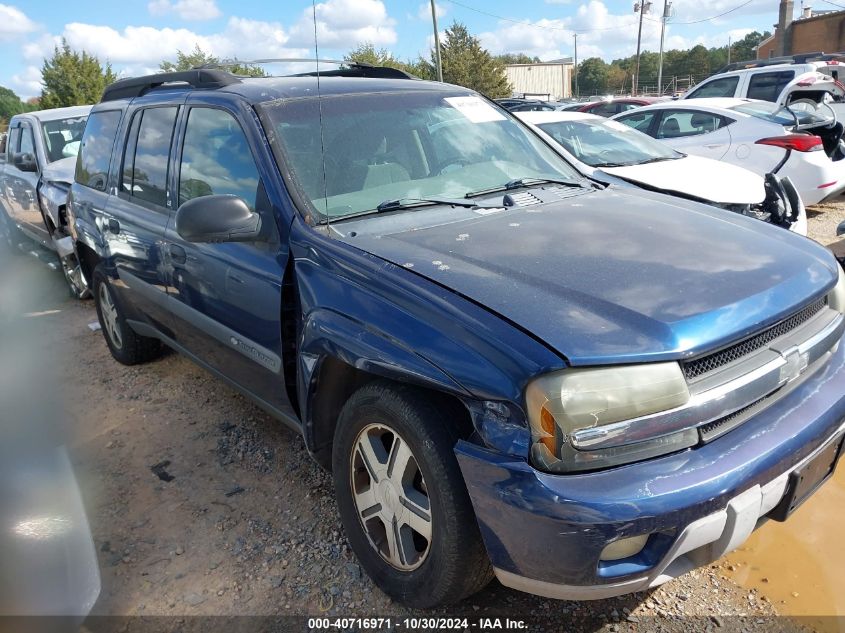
[332,382,493,608]
[58,250,91,299]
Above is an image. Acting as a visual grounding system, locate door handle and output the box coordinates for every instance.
[169,243,187,265]
[107,218,120,234]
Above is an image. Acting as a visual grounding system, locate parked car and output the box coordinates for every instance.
[578,96,667,117]
[612,97,845,205]
[505,100,558,113]
[682,54,845,107]
[70,68,845,608]
[516,110,806,233]
[0,105,93,297]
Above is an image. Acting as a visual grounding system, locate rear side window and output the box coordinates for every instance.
[747,71,796,102]
[656,110,726,139]
[178,108,260,209]
[76,110,121,192]
[686,76,739,99]
[121,107,178,208]
[589,102,619,117]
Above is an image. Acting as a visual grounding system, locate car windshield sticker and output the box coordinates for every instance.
[444,96,506,123]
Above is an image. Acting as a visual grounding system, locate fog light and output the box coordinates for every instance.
[600,534,649,561]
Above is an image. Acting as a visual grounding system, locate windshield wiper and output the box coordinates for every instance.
[464,177,586,198]
[375,197,501,213]
[631,156,676,165]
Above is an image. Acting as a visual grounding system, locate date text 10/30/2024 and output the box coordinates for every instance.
[307,617,529,630]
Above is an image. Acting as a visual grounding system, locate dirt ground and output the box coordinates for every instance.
[5,199,845,633]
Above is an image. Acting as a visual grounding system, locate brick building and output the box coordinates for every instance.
[757,1,845,58]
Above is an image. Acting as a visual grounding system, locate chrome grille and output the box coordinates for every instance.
[682,297,827,380]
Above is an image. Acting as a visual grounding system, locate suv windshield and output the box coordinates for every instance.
[261,90,581,220]
[730,102,829,126]
[41,116,88,163]
[536,117,680,167]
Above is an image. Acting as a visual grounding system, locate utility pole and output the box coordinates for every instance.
[573,33,579,98]
[657,0,670,95]
[727,35,732,65]
[430,0,443,82]
[633,1,651,96]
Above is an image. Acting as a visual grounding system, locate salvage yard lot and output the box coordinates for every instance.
[6,201,845,632]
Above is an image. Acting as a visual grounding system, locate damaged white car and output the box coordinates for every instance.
[517,110,806,234]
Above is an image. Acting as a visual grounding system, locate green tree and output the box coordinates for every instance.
[40,40,117,109]
[345,42,408,69]
[159,44,266,77]
[495,53,541,65]
[0,86,33,122]
[577,57,609,94]
[731,30,771,63]
[432,22,510,98]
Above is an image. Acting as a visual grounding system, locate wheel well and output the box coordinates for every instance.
[75,242,100,284]
[308,357,474,470]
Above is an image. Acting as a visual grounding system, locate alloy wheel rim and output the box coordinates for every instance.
[350,423,432,571]
[98,283,123,349]
[61,254,89,298]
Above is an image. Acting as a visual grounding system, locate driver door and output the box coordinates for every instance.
[162,98,294,416]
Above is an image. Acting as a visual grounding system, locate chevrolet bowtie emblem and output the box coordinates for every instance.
[779,346,809,384]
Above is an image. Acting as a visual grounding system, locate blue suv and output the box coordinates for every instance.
[68,66,845,607]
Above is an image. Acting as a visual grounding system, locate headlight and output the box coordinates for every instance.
[827,265,845,314]
[526,362,695,473]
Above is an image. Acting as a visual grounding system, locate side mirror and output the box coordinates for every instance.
[175,194,262,243]
[13,152,37,172]
[837,220,845,237]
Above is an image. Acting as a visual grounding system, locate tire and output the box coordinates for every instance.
[332,381,493,608]
[92,264,161,365]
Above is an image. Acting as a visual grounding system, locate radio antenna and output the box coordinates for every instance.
[312,0,330,233]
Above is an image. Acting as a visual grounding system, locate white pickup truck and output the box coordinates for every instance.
[0,105,92,297]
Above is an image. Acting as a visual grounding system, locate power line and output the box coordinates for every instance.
[822,0,845,9]
[439,0,758,33]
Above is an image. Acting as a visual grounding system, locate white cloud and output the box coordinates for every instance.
[0,4,37,41]
[148,0,221,21]
[668,0,773,23]
[416,2,445,21]
[10,65,41,99]
[288,0,397,48]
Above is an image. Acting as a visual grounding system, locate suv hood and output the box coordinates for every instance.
[339,188,837,364]
[41,156,76,187]
[601,155,765,205]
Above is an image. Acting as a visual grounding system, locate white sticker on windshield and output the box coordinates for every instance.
[444,96,506,123]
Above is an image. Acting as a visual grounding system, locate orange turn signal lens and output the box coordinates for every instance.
[540,406,557,453]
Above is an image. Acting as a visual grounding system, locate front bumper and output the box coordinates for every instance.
[455,336,845,600]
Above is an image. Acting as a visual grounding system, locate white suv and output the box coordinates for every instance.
[683,56,845,106]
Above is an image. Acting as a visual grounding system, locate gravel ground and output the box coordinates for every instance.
[7,198,845,633]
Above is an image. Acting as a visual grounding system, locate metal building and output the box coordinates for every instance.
[503,58,574,100]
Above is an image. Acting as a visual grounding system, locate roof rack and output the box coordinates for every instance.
[195,58,418,80]
[290,61,419,80]
[101,69,241,103]
[715,51,845,74]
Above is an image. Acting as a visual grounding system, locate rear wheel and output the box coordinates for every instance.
[332,382,493,608]
[93,264,161,365]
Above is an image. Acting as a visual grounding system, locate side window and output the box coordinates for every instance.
[619,103,640,112]
[19,126,35,156]
[746,71,796,102]
[76,110,122,192]
[591,102,619,117]
[657,110,723,139]
[686,76,739,99]
[7,127,20,160]
[122,107,178,208]
[616,111,657,135]
[179,108,260,210]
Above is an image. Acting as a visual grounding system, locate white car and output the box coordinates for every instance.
[517,110,807,234]
[611,97,845,206]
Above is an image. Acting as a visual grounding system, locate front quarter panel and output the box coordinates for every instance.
[290,217,564,456]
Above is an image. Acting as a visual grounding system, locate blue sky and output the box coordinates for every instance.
[0,0,805,98]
